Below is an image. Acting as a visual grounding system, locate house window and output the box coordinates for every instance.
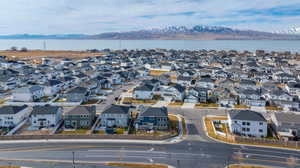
[259,129,263,132]
[246,128,250,132]
[247,122,250,126]
[242,128,246,131]
[259,122,263,125]
[234,121,237,124]
[242,122,246,125]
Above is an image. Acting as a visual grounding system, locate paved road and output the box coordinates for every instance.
[0,108,300,168]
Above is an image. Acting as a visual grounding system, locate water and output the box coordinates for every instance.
[0,39,299,52]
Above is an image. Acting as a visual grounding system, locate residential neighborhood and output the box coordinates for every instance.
[0,48,300,145]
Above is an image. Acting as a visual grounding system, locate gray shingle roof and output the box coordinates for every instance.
[32,105,60,115]
[102,105,130,114]
[65,106,95,115]
[274,112,300,124]
[134,84,154,91]
[0,105,28,115]
[140,107,168,117]
[229,110,266,122]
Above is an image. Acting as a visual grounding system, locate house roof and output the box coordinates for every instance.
[102,105,130,115]
[32,105,60,115]
[274,112,300,124]
[67,87,88,94]
[0,105,28,115]
[139,107,168,117]
[16,85,43,93]
[228,110,266,122]
[65,106,95,115]
[134,84,154,91]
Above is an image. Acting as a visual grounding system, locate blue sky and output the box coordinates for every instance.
[0,0,299,34]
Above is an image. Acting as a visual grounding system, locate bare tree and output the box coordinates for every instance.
[10,46,18,51]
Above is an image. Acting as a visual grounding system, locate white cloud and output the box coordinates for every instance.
[0,0,299,34]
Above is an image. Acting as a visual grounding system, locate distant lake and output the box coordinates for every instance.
[0,39,299,52]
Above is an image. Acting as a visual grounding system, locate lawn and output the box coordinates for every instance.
[229,164,271,168]
[196,103,219,108]
[82,99,98,105]
[123,97,157,104]
[149,70,169,76]
[106,162,167,168]
[168,101,184,107]
[0,99,6,104]
[265,106,283,111]
[59,129,89,135]
[234,104,250,109]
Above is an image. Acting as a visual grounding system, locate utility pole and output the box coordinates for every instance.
[72,151,75,168]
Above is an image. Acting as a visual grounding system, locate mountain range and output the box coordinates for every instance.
[1,25,300,40]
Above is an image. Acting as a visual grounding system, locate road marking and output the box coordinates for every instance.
[233,147,300,157]
[233,151,300,161]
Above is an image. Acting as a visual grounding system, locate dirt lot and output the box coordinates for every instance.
[0,50,104,62]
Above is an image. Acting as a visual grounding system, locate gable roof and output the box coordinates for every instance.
[0,105,28,115]
[67,87,88,94]
[102,105,130,115]
[139,107,168,117]
[65,106,95,115]
[32,105,61,115]
[134,84,154,91]
[229,110,266,122]
[274,112,300,124]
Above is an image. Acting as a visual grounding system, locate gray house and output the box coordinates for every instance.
[65,87,90,102]
[100,105,131,128]
[64,106,96,129]
[135,107,169,131]
[271,112,300,140]
[31,105,63,129]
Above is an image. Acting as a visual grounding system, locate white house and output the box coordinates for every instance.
[133,84,155,100]
[227,110,267,138]
[12,85,44,102]
[0,105,30,128]
[31,105,63,129]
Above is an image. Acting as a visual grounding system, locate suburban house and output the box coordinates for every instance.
[64,106,96,129]
[228,110,268,138]
[0,105,30,128]
[176,75,193,86]
[43,79,63,96]
[133,84,155,100]
[196,77,215,89]
[100,105,131,128]
[65,87,90,102]
[271,112,300,140]
[12,85,44,102]
[239,89,266,107]
[185,87,211,103]
[161,84,185,102]
[31,105,63,129]
[135,107,169,131]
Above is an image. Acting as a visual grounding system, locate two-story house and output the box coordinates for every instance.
[228,110,267,138]
[100,105,131,128]
[31,105,63,129]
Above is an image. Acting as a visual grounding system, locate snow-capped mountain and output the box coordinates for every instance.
[1,25,300,40]
[274,27,300,34]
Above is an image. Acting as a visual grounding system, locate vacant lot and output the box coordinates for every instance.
[0,50,103,62]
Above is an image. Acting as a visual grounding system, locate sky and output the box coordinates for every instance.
[0,0,300,34]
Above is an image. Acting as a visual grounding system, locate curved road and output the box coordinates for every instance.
[0,109,299,168]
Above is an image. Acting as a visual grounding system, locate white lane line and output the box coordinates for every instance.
[87,149,167,154]
[232,147,300,157]
[85,154,166,159]
[233,152,300,160]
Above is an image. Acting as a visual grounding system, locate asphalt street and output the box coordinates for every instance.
[0,108,299,168]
